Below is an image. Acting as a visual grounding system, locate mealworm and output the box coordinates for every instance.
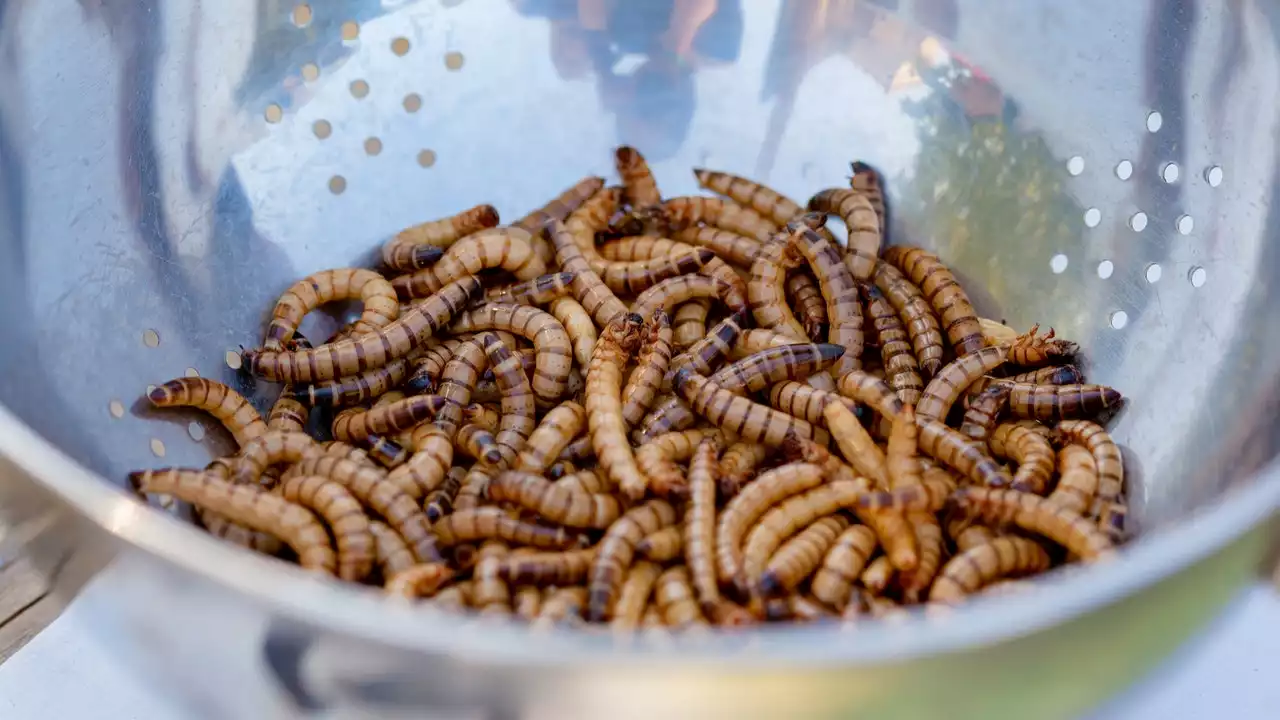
[492,547,596,587]
[767,381,858,426]
[685,437,723,613]
[872,262,945,378]
[635,428,723,498]
[615,145,662,208]
[636,526,683,562]
[950,487,1115,560]
[451,466,492,513]
[664,308,749,380]
[475,332,538,466]
[288,452,439,563]
[464,402,502,432]
[859,555,896,595]
[662,195,778,244]
[387,420,455,500]
[806,188,880,281]
[130,469,335,575]
[264,269,400,350]
[482,271,577,307]
[363,435,408,470]
[533,587,589,629]
[449,304,573,403]
[655,566,708,628]
[512,584,542,620]
[294,349,420,408]
[513,400,585,474]
[556,436,593,464]
[546,459,575,479]
[244,276,482,383]
[1008,324,1078,367]
[621,310,674,427]
[950,520,998,552]
[671,226,763,267]
[854,506,919,573]
[403,339,464,395]
[432,336,489,434]
[749,238,808,341]
[759,515,850,598]
[384,203,501,266]
[823,401,889,488]
[900,511,944,599]
[268,391,308,434]
[882,246,984,357]
[511,175,605,236]
[368,519,416,577]
[456,424,503,466]
[886,405,923,491]
[731,328,795,358]
[543,218,629,327]
[740,480,869,591]
[587,500,678,622]
[487,471,620,529]
[392,227,546,300]
[585,314,650,500]
[785,272,828,341]
[1008,383,1124,423]
[594,247,718,294]
[231,430,321,487]
[718,442,769,498]
[847,161,887,233]
[836,371,905,424]
[1049,444,1099,516]
[810,524,878,609]
[917,346,1008,421]
[555,469,609,495]
[431,581,474,611]
[990,423,1055,495]
[861,284,924,405]
[979,317,1020,346]
[715,462,827,587]
[853,463,957,513]
[1054,420,1126,538]
[200,459,283,553]
[915,415,1011,488]
[929,537,1052,604]
[631,274,746,318]
[608,561,663,633]
[330,394,448,444]
[147,378,267,447]
[693,168,802,226]
[470,541,513,613]
[279,474,375,582]
[430,507,581,549]
[384,563,455,599]
[782,227,864,375]
[672,368,829,447]
[1009,364,1086,386]
[783,436,862,485]
[958,383,1012,443]
[423,465,467,522]
[668,301,710,351]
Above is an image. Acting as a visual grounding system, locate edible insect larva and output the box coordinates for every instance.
[637,526,684,562]
[978,317,1020,346]
[482,271,578,307]
[555,469,609,495]
[958,384,1012,443]
[512,584,542,620]
[806,188,880,281]
[835,371,905,425]
[422,465,466,521]
[384,203,502,266]
[655,566,708,628]
[858,555,896,595]
[672,300,711,351]
[388,420,455,500]
[810,525,878,609]
[585,314,649,500]
[201,459,283,553]
[487,471,620,529]
[673,368,829,447]
[900,511,944,599]
[368,519,416,577]
[456,424,503,466]
[786,272,828,341]
[433,336,488,434]
[718,442,769,498]
[471,541,513,613]
[464,402,503,432]
[391,227,546,300]
[290,453,440,563]
[917,346,1008,421]
[693,168,802,227]
[611,561,664,631]
[989,423,1056,495]
[264,269,400,350]
[403,339,464,395]
[330,395,448,444]
[546,459,575,479]
[514,400,586,474]
[872,262,946,378]
[545,297,598,370]
[886,405,923,491]
[1007,324,1079,367]
[823,401,889,488]
[594,247,717,294]
[556,435,593,464]
[685,437,723,613]
[915,415,1011,489]
[449,303,573,403]
[451,466,492,513]
[621,310,674,427]
[671,226,763,267]
[615,145,662,208]
[767,381,858,426]
[929,537,1052,604]
[666,309,750,381]
[854,463,957,513]
[631,274,746,318]
[245,277,482,384]
[759,515,851,598]
[847,161,888,233]
[1007,383,1124,423]
[384,563,455,599]
[130,469,336,575]
[279,474,375,582]
[713,343,845,395]
[950,520,998,552]
[587,499,678,622]
[731,328,797,359]
[430,507,581,550]
[662,195,778,244]
[492,547,596,586]
[431,581,474,611]
[597,235,749,306]
[365,435,409,469]
[231,430,321,487]
[861,284,924,405]
[1009,365,1086,387]
[268,391,309,433]
[950,487,1115,560]
[534,587,589,628]
[714,462,831,586]
[882,246,984,358]
[635,428,724,498]
[1049,444,1099,516]
[476,332,537,466]
[511,175,605,239]
[740,480,870,591]
[782,227,865,375]
[543,219,629,328]
[1054,420,1126,538]
[294,352,419,408]
[147,378,267,447]
[855,509,919,572]
[749,240,808,341]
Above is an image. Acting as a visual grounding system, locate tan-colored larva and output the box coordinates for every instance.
[859,555,896,595]
[740,480,869,591]
[636,526,683,562]
[622,310,674,427]
[861,283,923,405]
[388,421,454,501]
[594,246,718,294]
[810,524,878,609]
[433,336,488,433]
[456,424,503,466]
[730,327,794,359]
[464,402,502,432]
[929,537,1052,604]
[655,566,708,628]
[854,508,919,573]
[610,561,663,631]
[482,271,578,307]
[367,519,416,577]
[1048,444,1099,516]
[950,487,1115,560]
[431,581,474,612]
[950,521,998,552]
[713,460,829,585]
[147,378,267,447]
[384,563,455,599]
[852,462,958,513]
[1055,420,1126,538]
[512,584,543,621]
[958,383,1012,444]
[430,507,581,550]
[492,547,596,587]
[782,227,864,375]
[901,511,944,599]
[268,392,309,434]
[693,168,802,227]
[787,272,829,341]
[543,218,629,328]
[1008,383,1125,423]
[847,161,887,233]
[450,466,493,514]
[392,227,546,300]
[658,308,749,384]
[330,395,447,444]
[671,226,763,267]
[130,469,336,575]
[635,428,723,498]
[471,541,513,613]
[990,423,1055,495]
[882,246,984,358]
[916,415,1012,488]
[662,195,778,244]
[587,500,678,622]
[449,303,573,403]
[631,274,747,318]
[384,203,501,267]
[759,515,851,597]
[422,466,467,522]
[201,459,283,553]
[279,474,374,582]
[403,338,465,395]
[244,277,482,383]
[555,468,609,495]
[476,332,537,466]
[767,381,858,426]
[836,371,905,424]
[511,175,605,246]
[487,471,620,529]
[749,238,808,341]
[685,437,723,613]
[886,405,923,492]
[263,269,400,350]
[230,430,320,487]
[823,401,889,488]
[917,346,1008,421]
[586,314,649,500]
[547,297,598,370]
[513,400,585,474]
[534,587,589,628]
[615,145,662,208]
[718,442,769,499]
[671,300,711,351]
[806,188,880,281]
[872,262,946,378]
[673,368,829,448]
[1008,324,1079,367]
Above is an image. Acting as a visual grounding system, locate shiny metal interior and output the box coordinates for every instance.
[2,0,1280,716]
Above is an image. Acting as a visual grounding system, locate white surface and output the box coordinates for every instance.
[2,578,1278,719]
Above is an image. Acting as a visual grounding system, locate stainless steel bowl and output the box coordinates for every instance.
[3,0,1280,716]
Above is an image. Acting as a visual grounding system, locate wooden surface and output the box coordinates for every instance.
[0,557,53,663]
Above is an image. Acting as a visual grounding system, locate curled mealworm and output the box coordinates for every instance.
[671,225,763,267]
[621,310,674,427]
[671,300,711,350]
[456,424,503,466]
[662,195,778,244]
[430,507,582,550]
[1048,444,1100,516]
[637,526,683,562]
[384,563,455,599]
[543,218,629,327]
[586,314,649,500]
[1007,324,1078,367]
[476,332,537,467]
[810,524,878,609]
[231,430,321,487]
[958,383,1012,443]
[279,474,375,582]
[384,203,500,266]
[1055,420,1126,540]
[806,188,880,281]
[147,378,267,447]
[718,442,769,499]
[330,394,448,444]
[449,303,573,403]
[1008,383,1124,423]
[482,272,578,307]
[673,368,829,447]
[759,514,851,598]
[989,423,1055,495]
[587,500,677,622]
[917,346,1008,421]
[740,480,870,592]
[861,283,923,405]
[929,537,1051,604]
[635,428,723,498]
[915,415,1011,488]
[749,237,808,341]
[693,168,802,227]
[514,400,585,474]
[786,272,828,341]
[836,371,905,424]
[949,487,1115,560]
[882,246,984,358]
[488,471,620,529]
[392,227,546,300]
[450,466,492,514]
[268,392,308,434]
[685,437,723,613]
[263,269,400,350]
[631,274,747,318]
[387,420,454,501]
[872,262,945,378]
[847,161,887,233]
[782,226,865,375]
[715,462,827,588]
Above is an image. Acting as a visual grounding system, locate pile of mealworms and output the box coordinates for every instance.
[129,147,1127,629]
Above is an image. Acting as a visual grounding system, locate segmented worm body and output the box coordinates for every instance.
[264,269,400,350]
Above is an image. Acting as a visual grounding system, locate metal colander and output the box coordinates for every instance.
[2,1,1280,717]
